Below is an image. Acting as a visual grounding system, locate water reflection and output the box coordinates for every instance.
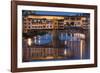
[22,30,90,62]
[27,38,32,46]
[59,33,79,41]
[33,33,52,45]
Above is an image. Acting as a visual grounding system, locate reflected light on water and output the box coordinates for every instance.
[34,36,36,43]
[64,41,67,45]
[27,38,32,46]
[38,39,40,44]
[74,33,85,39]
[64,49,67,56]
[23,29,90,62]
[80,40,83,59]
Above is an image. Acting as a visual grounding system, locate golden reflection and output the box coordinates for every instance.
[80,40,83,59]
[64,49,67,56]
[34,36,36,43]
[27,38,32,46]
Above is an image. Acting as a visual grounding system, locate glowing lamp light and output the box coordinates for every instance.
[27,38,32,46]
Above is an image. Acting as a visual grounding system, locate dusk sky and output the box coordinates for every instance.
[22,10,89,16]
[31,11,81,16]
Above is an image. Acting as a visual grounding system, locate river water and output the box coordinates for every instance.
[22,29,90,62]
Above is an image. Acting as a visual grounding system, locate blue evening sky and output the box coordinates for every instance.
[22,10,89,16]
[32,11,81,16]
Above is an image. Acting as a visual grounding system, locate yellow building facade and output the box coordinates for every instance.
[23,15,89,33]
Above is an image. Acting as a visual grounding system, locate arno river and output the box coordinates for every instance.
[22,29,90,62]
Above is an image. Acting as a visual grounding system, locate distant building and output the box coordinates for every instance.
[23,15,64,33]
[23,15,89,33]
[64,16,89,29]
